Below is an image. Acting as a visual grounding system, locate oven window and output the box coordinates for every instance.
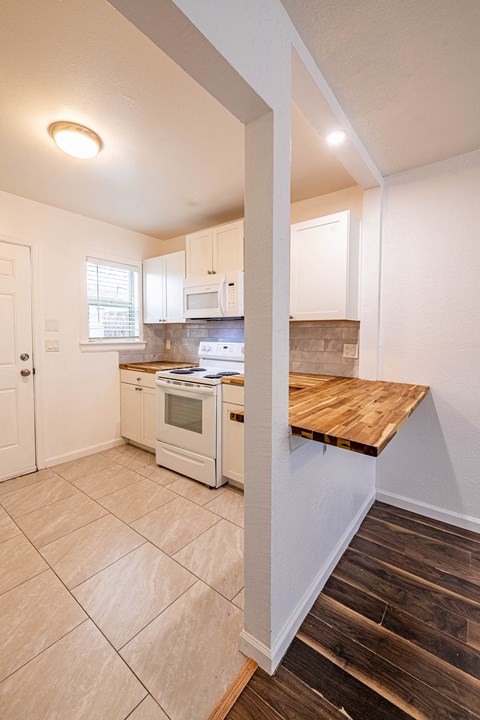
[165,393,203,434]
[186,291,218,311]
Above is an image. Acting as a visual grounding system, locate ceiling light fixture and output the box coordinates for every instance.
[48,121,103,159]
[326,130,347,147]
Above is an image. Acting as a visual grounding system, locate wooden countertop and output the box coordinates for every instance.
[223,373,429,457]
[119,361,196,374]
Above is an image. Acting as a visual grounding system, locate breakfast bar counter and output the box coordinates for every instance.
[223,373,429,457]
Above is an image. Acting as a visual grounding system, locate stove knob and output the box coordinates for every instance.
[202,344,211,353]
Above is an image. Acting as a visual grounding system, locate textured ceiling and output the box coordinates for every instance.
[281,0,480,175]
[0,0,355,239]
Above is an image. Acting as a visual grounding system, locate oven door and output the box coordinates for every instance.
[156,379,217,458]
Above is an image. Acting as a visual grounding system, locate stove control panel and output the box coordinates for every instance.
[198,341,244,362]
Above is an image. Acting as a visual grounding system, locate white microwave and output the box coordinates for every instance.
[183,271,244,319]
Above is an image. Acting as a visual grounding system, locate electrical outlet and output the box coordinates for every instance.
[165,339,171,350]
[343,343,358,359]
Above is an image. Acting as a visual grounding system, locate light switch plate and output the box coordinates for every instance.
[45,319,59,332]
[343,343,358,359]
[45,339,60,352]
[165,339,171,350]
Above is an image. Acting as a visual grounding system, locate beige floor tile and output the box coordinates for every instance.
[67,463,143,499]
[132,497,219,556]
[73,542,196,649]
[108,445,156,471]
[54,452,118,482]
[40,514,145,589]
[137,464,184,487]
[121,582,245,720]
[15,492,108,548]
[128,696,169,720]
[98,480,177,524]
[174,520,244,600]
[0,534,48,596]
[232,588,245,610]
[0,620,146,720]
[0,570,86,681]
[205,488,244,527]
[166,476,227,506]
[0,468,56,498]
[0,476,79,519]
[0,507,20,543]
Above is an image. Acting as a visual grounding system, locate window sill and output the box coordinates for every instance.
[79,341,146,353]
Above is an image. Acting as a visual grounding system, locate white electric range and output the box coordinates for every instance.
[155,341,244,487]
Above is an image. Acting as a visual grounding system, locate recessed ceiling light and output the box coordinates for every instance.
[326,130,347,147]
[48,121,103,159]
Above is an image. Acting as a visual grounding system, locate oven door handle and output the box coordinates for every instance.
[156,379,216,397]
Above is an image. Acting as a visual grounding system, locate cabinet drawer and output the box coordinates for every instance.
[120,369,157,389]
[222,384,244,404]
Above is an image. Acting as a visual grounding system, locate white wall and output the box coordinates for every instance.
[109,0,379,673]
[0,190,162,466]
[377,150,480,529]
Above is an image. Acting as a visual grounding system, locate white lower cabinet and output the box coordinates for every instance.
[120,370,156,450]
[222,385,244,487]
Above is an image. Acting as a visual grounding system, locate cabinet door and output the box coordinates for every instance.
[143,257,165,323]
[164,251,186,323]
[222,402,244,486]
[121,383,141,441]
[290,213,349,320]
[213,220,244,274]
[140,387,156,449]
[186,229,213,276]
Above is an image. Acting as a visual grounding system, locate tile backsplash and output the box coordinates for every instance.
[120,320,359,377]
[289,321,359,377]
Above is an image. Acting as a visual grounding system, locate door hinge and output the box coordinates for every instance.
[32,368,36,375]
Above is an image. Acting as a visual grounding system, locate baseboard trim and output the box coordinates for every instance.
[240,488,376,674]
[376,489,480,534]
[207,658,257,720]
[45,438,126,468]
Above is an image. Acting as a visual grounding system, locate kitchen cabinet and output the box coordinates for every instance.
[120,370,156,450]
[143,250,185,323]
[186,219,244,277]
[222,384,244,487]
[290,211,360,321]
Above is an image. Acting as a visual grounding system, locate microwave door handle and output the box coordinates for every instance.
[218,279,226,316]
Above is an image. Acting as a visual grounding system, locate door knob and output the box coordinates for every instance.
[20,353,30,361]
[20,369,31,377]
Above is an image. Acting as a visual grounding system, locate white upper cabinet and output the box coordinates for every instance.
[186,220,244,277]
[186,229,213,277]
[143,250,185,324]
[290,211,360,321]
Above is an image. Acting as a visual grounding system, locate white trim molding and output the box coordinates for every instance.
[79,340,146,353]
[240,488,376,674]
[376,489,480,535]
[44,438,127,468]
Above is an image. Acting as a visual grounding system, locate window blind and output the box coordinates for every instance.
[86,257,140,341]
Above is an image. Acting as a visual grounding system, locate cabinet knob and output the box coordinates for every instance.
[207,270,212,275]
[289,315,294,320]
[212,270,216,274]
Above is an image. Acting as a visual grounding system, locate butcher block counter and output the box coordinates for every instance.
[222,373,429,457]
[119,361,195,374]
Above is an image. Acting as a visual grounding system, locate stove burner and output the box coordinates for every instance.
[190,367,207,372]
[203,371,241,379]
[170,369,195,375]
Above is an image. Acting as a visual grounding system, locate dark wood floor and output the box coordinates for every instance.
[227,501,480,720]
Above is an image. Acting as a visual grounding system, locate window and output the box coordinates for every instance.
[86,257,140,341]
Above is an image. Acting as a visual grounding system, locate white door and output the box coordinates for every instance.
[143,256,165,323]
[186,229,213,276]
[164,251,186,323]
[0,241,36,481]
[140,387,156,449]
[120,383,141,441]
[222,402,244,486]
[213,220,244,274]
[290,213,349,320]
[156,380,217,457]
